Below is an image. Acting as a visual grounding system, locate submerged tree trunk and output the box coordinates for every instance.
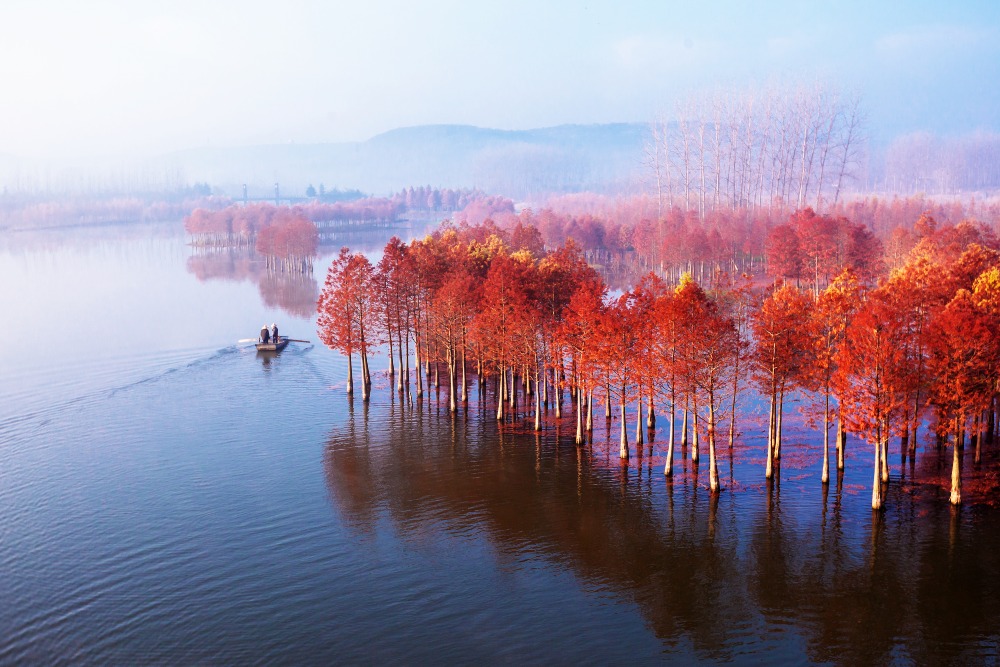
[461,342,468,403]
[708,393,720,492]
[774,389,784,460]
[360,349,370,402]
[619,396,629,460]
[496,364,505,421]
[647,386,655,429]
[586,389,593,432]
[415,331,424,398]
[974,413,983,465]
[837,415,846,470]
[766,391,775,479]
[872,438,883,511]
[346,353,354,395]
[448,347,457,413]
[397,328,406,392]
[534,369,542,432]
[691,394,700,463]
[387,325,395,377]
[665,393,676,476]
[951,426,962,505]
[821,391,830,485]
[635,397,644,448]
[880,428,890,483]
[681,400,689,447]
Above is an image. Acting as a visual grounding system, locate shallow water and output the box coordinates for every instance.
[0,222,998,664]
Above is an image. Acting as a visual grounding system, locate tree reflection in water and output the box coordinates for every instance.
[186,247,318,318]
[323,382,1000,664]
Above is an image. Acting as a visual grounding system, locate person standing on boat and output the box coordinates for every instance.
[271,323,279,344]
[260,324,270,344]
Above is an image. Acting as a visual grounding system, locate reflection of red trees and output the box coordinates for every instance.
[185,248,318,318]
[257,272,320,319]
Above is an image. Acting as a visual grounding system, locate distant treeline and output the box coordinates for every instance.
[883,130,1000,194]
[460,193,1000,290]
[0,189,223,229]
[389,186,492,212]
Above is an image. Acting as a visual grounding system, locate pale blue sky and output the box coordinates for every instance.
[0,0,997,159]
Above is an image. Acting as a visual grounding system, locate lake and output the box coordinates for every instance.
[1,221,998,664]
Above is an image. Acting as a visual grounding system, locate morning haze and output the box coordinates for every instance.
[0,0,997,162]
[2,1,1000,664]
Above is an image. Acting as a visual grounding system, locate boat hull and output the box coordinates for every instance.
[255,339,289,352]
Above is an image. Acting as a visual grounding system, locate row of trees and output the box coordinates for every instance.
[185,204,318,272]
[0,194,224,228]
[458,193,999,290]
[389,186,489,213]
[883,130,1000,195]
[645,83,865,218]
[318,214,1000,509]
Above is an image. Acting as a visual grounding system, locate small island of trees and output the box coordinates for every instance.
[317,209,1000,512]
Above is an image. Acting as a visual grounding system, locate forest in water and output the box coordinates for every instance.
[314,199,1000,512]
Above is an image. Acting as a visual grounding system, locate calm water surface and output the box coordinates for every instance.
[1,222,998,664]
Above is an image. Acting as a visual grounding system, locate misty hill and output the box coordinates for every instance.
[161,124,651,200]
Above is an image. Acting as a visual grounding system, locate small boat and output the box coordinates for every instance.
[255,338,289,352]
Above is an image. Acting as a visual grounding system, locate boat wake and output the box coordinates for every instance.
[0,345,242,444]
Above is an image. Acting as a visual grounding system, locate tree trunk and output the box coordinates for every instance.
[708,392,720,491]
[774,389,784,460]
[619,396,629,459]
[635,396,644,447]
[448,347,457,413]
[415,331,424,398]
[496,364,504,421]
[542,360,548,408]
[837,416,846,470]
[509,366,516,412]
[872,438,883,511]
[766,391,775,479]
[397,327,405,392]
[534,369,542,432]
[346,353,354,395]
[681,400,689,447]
[461,342,468,403]
[665,392,675,476]
[950,431,962,505]
[387,324,395,377]
[586,389,593,432]
[691,394,700,463]
[821,391,830,485]
[554,372,562,418]
[974,413,982,465]
[647,386,655,428]
[880,427,890,483]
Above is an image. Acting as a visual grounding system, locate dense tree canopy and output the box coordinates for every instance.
[317,206,1000,510]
